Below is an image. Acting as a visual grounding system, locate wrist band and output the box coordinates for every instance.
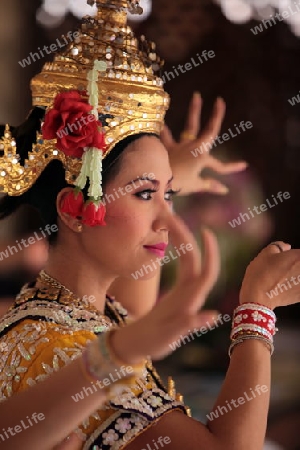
[229,303,277,358]
[231,303,277,338]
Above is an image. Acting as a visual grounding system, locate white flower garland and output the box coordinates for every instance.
[75,59,106,201]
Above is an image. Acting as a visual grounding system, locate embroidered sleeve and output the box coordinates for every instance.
[0,319,187,450]
[0,319,95,400]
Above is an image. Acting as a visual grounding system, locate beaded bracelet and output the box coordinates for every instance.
[229,303,277,357]
[231,303,277,338]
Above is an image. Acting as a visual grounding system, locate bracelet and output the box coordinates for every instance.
[80,331,145,390]
[231,303,277,339]
[98,329,146,375]
[229,303,277,358]
[229,335,274,357]
[231,325,273,341]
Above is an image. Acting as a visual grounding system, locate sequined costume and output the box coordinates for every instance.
[0,277,189,449]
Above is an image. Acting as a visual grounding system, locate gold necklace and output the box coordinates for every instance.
[37,269,97,310]
[37,270,119,321]
[38,270,76,296]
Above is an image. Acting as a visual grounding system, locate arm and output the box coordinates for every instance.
[0,213,217,450]
[111,230,299,450]
[120,340,270,450]
[108,93,247,317]
[0,356,107,450]
[1,216,297,450]
[108,271,161,319]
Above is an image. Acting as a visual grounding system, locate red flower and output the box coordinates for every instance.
[82,202,106,226]
[61,190,84,218]
[42,91,106,158]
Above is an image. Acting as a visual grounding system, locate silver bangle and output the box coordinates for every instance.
[229,335,274,358]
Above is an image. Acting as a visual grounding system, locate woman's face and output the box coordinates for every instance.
[80,136,174,279]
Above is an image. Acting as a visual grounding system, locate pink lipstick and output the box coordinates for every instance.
[144,243,168,258]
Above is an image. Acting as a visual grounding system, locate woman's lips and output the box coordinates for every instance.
[144,243,168,258]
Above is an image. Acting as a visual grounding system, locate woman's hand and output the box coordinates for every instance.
[240,241,300,309]
[111,213,220,363]
[161,93,247,195]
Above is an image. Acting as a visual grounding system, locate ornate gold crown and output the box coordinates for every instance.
[0,0,169,197]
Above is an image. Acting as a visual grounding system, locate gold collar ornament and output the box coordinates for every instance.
[0,0,170,226]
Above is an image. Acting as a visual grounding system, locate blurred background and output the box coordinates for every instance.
[1,0,300,448]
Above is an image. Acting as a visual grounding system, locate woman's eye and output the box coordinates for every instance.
[135,189,157,200]
[135,189,179,201]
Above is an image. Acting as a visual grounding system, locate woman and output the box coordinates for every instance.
[1,2,300,449]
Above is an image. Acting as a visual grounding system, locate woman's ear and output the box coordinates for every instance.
[56,188,83,233]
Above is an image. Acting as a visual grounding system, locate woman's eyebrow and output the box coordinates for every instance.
[125,175,173,187]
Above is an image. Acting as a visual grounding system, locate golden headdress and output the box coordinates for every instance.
[0,0,169,225]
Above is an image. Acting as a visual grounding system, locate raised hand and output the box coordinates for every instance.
[240,241,300,309]
[111,213,220,363]
[161,92,247,195]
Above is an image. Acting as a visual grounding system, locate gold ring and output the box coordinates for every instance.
[180,131,196,141]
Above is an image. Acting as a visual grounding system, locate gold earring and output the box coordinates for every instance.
[76,223,83,232]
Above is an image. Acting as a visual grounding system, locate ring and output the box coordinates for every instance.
[180,131,196,141]
[270,242,284,252]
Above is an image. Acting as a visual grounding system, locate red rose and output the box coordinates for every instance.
[82,202,106,226]
[42,91,106,158]
[60,190,84,218]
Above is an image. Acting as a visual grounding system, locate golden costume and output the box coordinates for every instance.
[0,274,189,448]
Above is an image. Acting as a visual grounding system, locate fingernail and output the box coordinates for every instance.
[202,311,220,322]
[216,185,229,194]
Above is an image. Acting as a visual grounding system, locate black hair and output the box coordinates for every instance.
[0,107,158,243]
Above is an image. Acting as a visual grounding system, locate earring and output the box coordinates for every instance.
[76,223,83,232]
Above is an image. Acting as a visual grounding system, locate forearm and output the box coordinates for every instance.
[0,357,107,450]
[207,340,271,450]
[108,270,161,319]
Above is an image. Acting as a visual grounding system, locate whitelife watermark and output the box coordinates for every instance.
[191,121,253,158]
[206,385,268,421]
[71,365,135,402]
[250,2,300,35]
[56,113,97,139]
[141,436,172,450]
[161,50,215,84]
[18,31,80,68]
[0,412,45,443]
[169,314,231,351]
[288,90,300,106]
[228,191,291,228]
[131,243,193,280]
[266,274,300,299]
[0,224,58,261]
